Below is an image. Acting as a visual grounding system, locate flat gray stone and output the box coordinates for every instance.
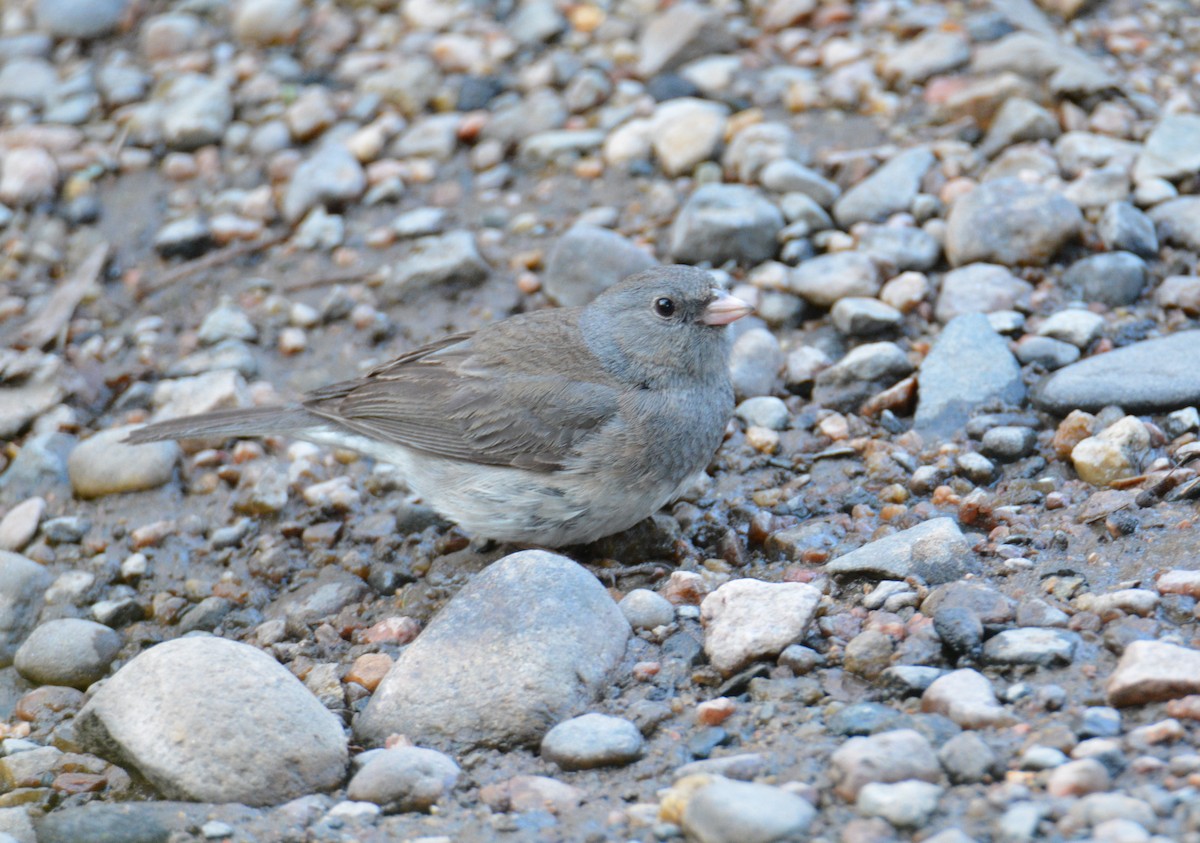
[833,148,936,227]
[1149,197,1200,251]
[1033,330,1200,415]
[14,618,122,689]
[355,550,630,750]
[916,313,1025,436]
[826,517,975,585]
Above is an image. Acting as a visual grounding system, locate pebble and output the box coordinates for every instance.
[541,224,657,307]
[728,328,783,399]
[1147,197,1200,251]
[857,226,941,272]
[160,75,233,152]
[13,618,121,689]
[0,147,59,207]
[67,425,180,499]
[197,302,257,345]
[982,628,1079,667]
[759,159,840,207]
[1062,252,1146,307]
[881,30,971,85]
[619,589,675,631]
[1047,758,1111,798]
[935,263,1032,324]
[680,778,816,843]
[649,98,729,177]
[345,747,460,813]
[922,668,1016,728]
[35,0,129,38]
[232,0,306,45]
[939,731,998,784]
[944,178,1082,266]
[915,313,1025,436]
[1107,640,1200,706]
[75,636,347,805]
[788,252,880,307]
[980,98,1060,157]
[1016,335,1080,369]
[735,396,789,430]
[831,297,901,336]
[356,551,629,749]
[856,780,943,829]
[1037,309,1105,349]
[540,713,644,771]
[669,184,784,266]
[377,231,488,302]
[1097,202,1158,258]
[0,497,45,552]
[0,551,52,667]
[827,517,972,584]
[1132,113,1200,183]
[699,578,821,675]
[830,729,940,800]
[982,426,1037,461]
[1071,416,1150,486]
[833,148,936,227]
[282,144,366,223]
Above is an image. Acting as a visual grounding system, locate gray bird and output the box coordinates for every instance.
[128,265,753,546]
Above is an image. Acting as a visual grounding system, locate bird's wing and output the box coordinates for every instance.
[302,314,623,472]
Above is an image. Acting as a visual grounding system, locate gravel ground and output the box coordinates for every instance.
[3,0,1200,841]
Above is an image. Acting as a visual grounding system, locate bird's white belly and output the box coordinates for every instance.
[302,429,678,545]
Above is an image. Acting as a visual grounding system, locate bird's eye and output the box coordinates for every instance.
[654,297,676,318]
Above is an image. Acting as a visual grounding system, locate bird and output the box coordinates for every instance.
[127,265,753,546]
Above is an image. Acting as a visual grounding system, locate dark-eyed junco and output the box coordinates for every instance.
[127,266,752,546]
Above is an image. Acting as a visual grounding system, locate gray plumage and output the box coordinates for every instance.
[128,265,752,545]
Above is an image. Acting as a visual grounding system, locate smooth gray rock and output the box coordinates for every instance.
[542,225,657,307]
[728,327,784,399]
[1149,197,1200,251]
[945,178,1082,267]
[14,618,121,689]
[1033,330,1200,414]
[282,143,366,223]
[1097,202,1157,258]
[833,148,936,227]
[983,628,1080,668]
[35,0,129,38]
[788,252,880,307]
[682,778,816,843]
[346,747,460,813]
[1134,114,1200,182]
[1015,335,1080,370]
[916,313,1025,435]
[540,713,644,770]
[669,184,784,266]
[858,225,940,271]
[355,551,630,750]
[1062,252,1146,307]
[826,517,975,584]
[936,263,1032,324]
[76,636,348,805]
[0,552,51,667]
[68,426,180,499]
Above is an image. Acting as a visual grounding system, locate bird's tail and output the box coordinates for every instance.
[125,406,317,444]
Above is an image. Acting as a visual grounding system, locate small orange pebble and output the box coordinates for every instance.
[696,697,736,726]
[346,653,394,692]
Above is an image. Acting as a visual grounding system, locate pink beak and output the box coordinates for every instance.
[700,290,754,326]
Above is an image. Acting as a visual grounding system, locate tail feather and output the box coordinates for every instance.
[125,406,317,444]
